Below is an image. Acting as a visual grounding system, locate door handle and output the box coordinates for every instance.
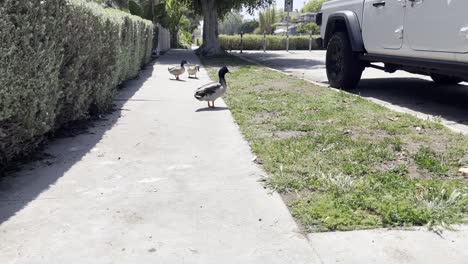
[460,27,468,40]
[373,1,386,7]
[408,0,423,6]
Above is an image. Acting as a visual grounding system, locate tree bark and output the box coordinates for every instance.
[151,0,158,51]
[198,0,224,56]
[170,31,178,48]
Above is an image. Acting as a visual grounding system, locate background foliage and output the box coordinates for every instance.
[219,34,321,50]
[218,12,244,35]
[0,0,153,170]
[258,7,276,35]
[302,0,329,13]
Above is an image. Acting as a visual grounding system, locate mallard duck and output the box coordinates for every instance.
[194,66,230,108]
[168,60,187,80]
[187,64,200,78]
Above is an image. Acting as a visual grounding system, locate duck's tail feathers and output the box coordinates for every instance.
[194,91,205,100]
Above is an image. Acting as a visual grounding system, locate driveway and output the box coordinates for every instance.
[234,50,468,135]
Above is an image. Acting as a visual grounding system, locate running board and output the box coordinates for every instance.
[361,54,468,76]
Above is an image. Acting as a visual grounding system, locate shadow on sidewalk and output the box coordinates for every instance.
[0,62,155,225]
[195,107,230,112]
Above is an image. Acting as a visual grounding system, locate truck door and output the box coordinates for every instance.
[405,0,468,53]
[362,0,406,52]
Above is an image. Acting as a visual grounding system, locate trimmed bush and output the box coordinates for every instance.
[0,0,153,169]
[219,34,322,50]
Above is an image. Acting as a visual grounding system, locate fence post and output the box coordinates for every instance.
[263,30,266,52]
[309,30,313,52]
[240,31,244,54]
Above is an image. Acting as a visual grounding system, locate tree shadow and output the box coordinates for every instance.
[352,77,468,127]
[229,50,468,130]
[0,62,155,225]
[231,50,326,71]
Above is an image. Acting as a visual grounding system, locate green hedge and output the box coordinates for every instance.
[219,34,321,50]
[0,0,153,169]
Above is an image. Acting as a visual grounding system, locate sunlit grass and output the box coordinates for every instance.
[202,55,468,232]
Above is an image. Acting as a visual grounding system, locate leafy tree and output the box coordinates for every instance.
[219,12,243,35]
[240,20,259,34]
[154,0,188,47]
[258,7,276,35]
[302,0,329,13]
[117,0,195,49]
[296,22,320,35]
[129,0,144,17]
[276,8,287,22]
[180,0,274,56]
[183,9,203,34]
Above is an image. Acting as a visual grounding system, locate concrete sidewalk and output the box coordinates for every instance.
[2,49,468,264]
[0,49,320,263]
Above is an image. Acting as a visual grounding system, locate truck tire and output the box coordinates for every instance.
[326,32,363,90]
[430,74,463,85]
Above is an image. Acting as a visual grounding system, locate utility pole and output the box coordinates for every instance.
[240,31,244,54]
[286,13,289,52]
[152,0,159,52]
[309,29,313,51]
[284,0,293,52]
[151,0,155,23]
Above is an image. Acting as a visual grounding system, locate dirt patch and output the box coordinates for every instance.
[253,111,280,123]
[261,78,325,95]
[404,130,449,153]
[274,130,308,139]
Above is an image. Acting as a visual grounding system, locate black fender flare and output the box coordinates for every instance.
[324,11,365,52]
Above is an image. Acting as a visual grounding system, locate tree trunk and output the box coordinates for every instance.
[151,0,158,51]
[170,31,178,48]
[198,0,224,56]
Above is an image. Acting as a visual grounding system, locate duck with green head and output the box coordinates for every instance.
[194,66,230,108]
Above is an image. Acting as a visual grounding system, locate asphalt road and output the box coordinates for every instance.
[234,50,468,135]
